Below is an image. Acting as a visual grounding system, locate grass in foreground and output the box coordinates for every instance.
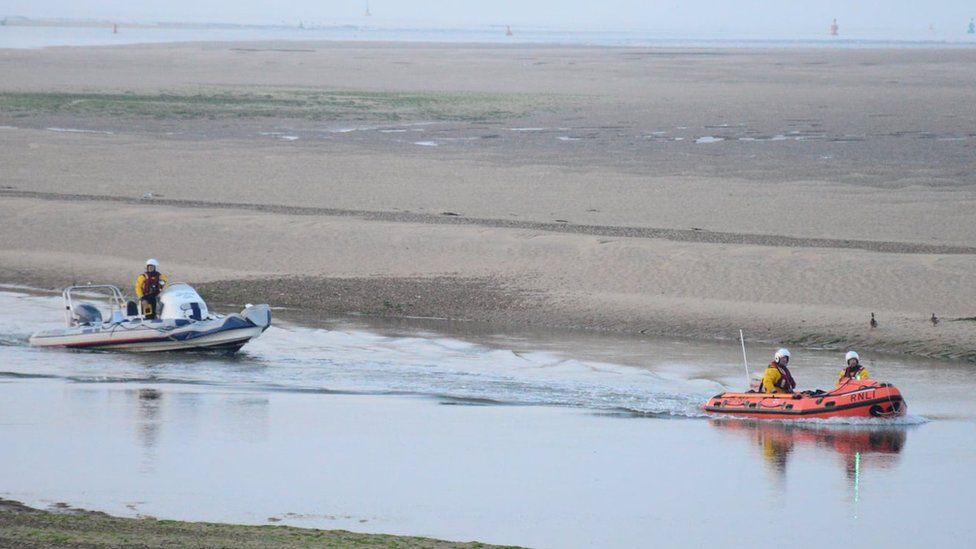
[0,89,548,122]
[0,499,524,549]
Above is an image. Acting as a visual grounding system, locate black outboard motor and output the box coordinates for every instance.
[72,303,103,325]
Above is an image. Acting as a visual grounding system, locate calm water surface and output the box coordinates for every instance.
[0,290,973,548]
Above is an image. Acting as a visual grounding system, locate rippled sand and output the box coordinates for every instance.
[1,42,975,359]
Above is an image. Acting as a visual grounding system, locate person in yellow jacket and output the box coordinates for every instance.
[135,259,169,319]
[837,351,870,385]
[760,348,797,394]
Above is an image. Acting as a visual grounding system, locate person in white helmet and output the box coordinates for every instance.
[759,348,797,394]
[837,351,870,385]
[135,259,169,319]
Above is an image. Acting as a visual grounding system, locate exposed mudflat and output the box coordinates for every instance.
[2,43,975,361]
[0,498,514,548]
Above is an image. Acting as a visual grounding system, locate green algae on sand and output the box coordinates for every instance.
[0,89,548,122]
[0,498,524,549]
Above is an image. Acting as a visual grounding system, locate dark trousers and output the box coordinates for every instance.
[141,295,158,319]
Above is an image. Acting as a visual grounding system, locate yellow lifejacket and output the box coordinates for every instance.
[135,272,169,298]
[837,366,870,385]
[760,362,796,394]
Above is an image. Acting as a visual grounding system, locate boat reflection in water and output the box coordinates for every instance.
[710,419,907,483]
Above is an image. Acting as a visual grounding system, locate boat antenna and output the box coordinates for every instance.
[739,329,751,386]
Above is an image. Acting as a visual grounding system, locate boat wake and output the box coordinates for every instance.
[0,288,722,417]
[0,290,930,422]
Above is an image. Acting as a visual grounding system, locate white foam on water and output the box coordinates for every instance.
[709,412,928,426]
[695,136,724,144]
[279,135,299,141]
[0,291,719,417]
[1,290,964,422]
[45,127,114,135]
[557,136,581,141]
[413,141,438,146]
[807,414,928,426]
[509,127,546,131]
[247,324,722,416]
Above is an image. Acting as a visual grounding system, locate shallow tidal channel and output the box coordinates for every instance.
[1,290,973,548]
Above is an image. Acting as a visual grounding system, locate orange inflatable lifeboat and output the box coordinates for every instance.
[703,379,906,420]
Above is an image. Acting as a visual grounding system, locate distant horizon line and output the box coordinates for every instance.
[4,14,976,37]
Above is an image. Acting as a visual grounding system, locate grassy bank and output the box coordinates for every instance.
[0,498,521,548]
[0,89,546,122]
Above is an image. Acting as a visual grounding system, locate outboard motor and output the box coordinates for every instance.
[71,302,103,326]
[158,283,210,321]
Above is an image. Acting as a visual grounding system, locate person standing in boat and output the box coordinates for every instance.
[759,348,796,393]
[135,259,168,319]
[837,351,870,385]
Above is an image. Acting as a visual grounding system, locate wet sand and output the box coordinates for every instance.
[1,42,975,359]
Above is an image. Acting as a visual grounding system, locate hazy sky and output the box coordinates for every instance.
[4,1,975,32]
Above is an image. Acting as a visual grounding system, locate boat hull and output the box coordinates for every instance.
[703,380,906,420]
[29,306,270,353]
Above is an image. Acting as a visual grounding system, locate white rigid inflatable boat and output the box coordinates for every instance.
[29,283,271,353]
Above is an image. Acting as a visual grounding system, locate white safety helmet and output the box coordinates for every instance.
[146,258,159,268]
[774,348,791,361]
[845,351,860,363]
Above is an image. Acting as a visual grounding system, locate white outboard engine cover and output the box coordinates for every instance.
[158,283,210,321]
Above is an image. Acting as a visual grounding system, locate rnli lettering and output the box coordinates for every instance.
[850,391,876,402]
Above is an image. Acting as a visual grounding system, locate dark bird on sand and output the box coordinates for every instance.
[870,313,878,329]
[931,313,939,326]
